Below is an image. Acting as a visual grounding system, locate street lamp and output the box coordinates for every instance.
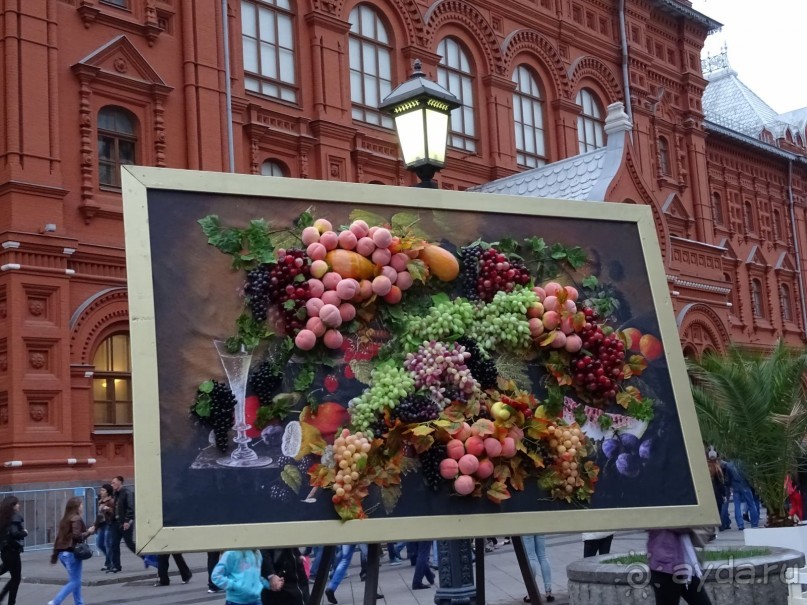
[380,59,461,188]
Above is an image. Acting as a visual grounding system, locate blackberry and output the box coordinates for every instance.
[393,394,441,423]
[459,245,483,301]
[275,455,297,469]
[457,338,498,389]
[269,483,294,502]
[245,264,271,323]
[249,359,283,405]
[296,454,316,473]
[419,443,447,492]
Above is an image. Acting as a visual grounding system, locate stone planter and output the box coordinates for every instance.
[567,546,804,605]
[744,524,807,558]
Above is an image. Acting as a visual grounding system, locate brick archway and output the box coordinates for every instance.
[70,288,129,365]
[676,303,730,357]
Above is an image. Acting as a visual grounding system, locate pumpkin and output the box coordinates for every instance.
[325,249,377,280]
[417,244,460,281]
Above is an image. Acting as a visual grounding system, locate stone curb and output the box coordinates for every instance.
[22,565,208,587]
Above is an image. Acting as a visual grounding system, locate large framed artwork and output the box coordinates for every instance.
[122,166,716,553]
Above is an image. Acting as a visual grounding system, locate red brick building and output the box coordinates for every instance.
[1,0,805,489]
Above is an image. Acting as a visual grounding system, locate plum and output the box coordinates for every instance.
[602,438,620,459]
[616,452,640,478]
[639,438,653,460]
[619,433,640,452]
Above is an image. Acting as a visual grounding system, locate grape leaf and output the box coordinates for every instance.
[486,480,511,504]
[349,359,374,385]
[566,246,587,269]
[270,230,300,252]
[350,209,389,227]
[243,219,276,265]
[526,450,544,469]
[470,418,495,437]
[411,425,435,436]
[407,259,430,282]
[198,380,214,394]
[294,364,316,391]
[526,237,547,256]
[509,458,527,490]
[198,215,242,256]
[380,485,402,514]
[294,208,315,229]
[623,355,648,379]
[494,354,531,390]
[391,212,429,239]
[193,393,211,417]
[412,434,434,453]
[281,465,302,493]
[496,237,520,254]
[582,275,598,289]
[549,243,567,261]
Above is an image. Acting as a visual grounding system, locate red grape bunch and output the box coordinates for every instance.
[265,249,311,335]
[570,308,626,402]
[473,248,531,302]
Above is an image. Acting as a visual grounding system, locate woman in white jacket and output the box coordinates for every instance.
[582,532,614,557]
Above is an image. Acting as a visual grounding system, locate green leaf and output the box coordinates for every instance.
[281,465,303,493]
[198,215,242,257]
[566,247,587,269]
[293,364,316,392]
[549,243,567,261]
[243,219,276,265]
[497,237,520,254]
[380,485,402,514]
[431,292,451,306]
[582,275,598,289]
[349,359,374,385]
[269,230,300,251]
[198,380,214,394]
[406,259,430,283]
[598,414,613,430]
[193,393,211,417]
[527,237,547,256]
[391,212,429,238]
[544,384,564,418]
[283,299,296,310]
[295,208,315,229]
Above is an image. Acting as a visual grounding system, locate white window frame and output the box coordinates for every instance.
[513,65,547,168]
[576,88,605,153]
[437,37,476,153]
[348,4,393,128]
[242,0,298,103]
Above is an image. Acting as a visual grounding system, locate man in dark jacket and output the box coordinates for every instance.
[107,475,136,572]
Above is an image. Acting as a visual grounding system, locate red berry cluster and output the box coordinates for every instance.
[570,308,626,401]
[475,248,531,302]
[267,249,311,335]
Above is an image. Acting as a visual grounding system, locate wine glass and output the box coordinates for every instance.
[213,340,272,468]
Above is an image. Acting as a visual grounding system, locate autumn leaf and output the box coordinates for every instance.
[623,355,648,379]
[509,459,527,491]
[526,450,545,469]
[406,259,430,282]
[281,465,302,493]
[441,405,466,423]
[493,464,511,483]
[335,499,365,521]
[308,463,335,487]
[471,418,495,436]
[412,434,435,454]
[410,425,435,436]
[380,485,402,514]
[486,480,511,504]
[349,359,374,385]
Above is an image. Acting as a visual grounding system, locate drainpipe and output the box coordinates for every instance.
[787,159,807,337]
[618,0,633,125]
[222,0,235,173]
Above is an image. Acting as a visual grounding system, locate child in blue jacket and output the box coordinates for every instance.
[212,549,281,605]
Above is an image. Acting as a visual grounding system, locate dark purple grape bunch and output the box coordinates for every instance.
[459,245,483,301]
[420,443,447,492]
[393,394,441,423]
[602,432,652,478]
[245,264,272,323]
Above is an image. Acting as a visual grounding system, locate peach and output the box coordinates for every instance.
[319,304,342,328]
[337,230,358,250]
[484,438,503,458]
[383,285,402,304]
[306,297,324,317]
[502,437,516,458]
[307,278,325,298]
[439,458,459,479]
[550,331,567,348]
[475,458,494,479]
[455,422,472,442]
[338,302,356,322]
[543,296,558,312]
[560,316,575,335]
[358,279,374,301]
[356,237,376,257]
[336,279,359,300]
[454,475,475,496]
[310,259,329,279]
[372,247,392,266]
[301,226,321,245]
[323,329,343,349]
[622,327,642,352]
[447,439,465,460]
[527,302,545,319]
[542,311,560,330]
[543,282,563,297]
[321,290,341,306]
[295,329,317,351]
[306,242,327,261]
[349,220,370,238]
[396,271,413,291]
[306,316,326,337]
[529,317,545,338]
[322,272,342,291]
[640,333,664,361]
[372,227,393,249]
[380,266,397,283]
[565,334,583,353]
[372,275,392,296]
[564,299,577,314]
[458,454,480,475]
[313,218,332,233]
[565,286,579,301]
[464,435,485,457]
[319,231,339,250]
[390,253,410,272]
[532,286,546,301]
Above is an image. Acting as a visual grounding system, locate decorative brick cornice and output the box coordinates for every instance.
[77,0,166,47]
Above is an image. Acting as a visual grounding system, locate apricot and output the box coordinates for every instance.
[640,333,664,361]
[338,302,356,322]
[323,329,343,349]
[542,311,560,330]
[349,220,369,238]
[372,247,392,266]
[464,436,485,457]
[305,316,326,337]
[306,298,324,317]
[458,454,480,475]
[484,438,503,458]
[322,272,342,291]
[501,437,517,458]
[396,271,413,291]
[475,458,494,479]
[372,275,392,296]
[383,285,402,305]
[543,296,558,312]
[455,422,472,442]
[439,458,459,479]
[390,253,410,272]
[321,290,341,306]
[527,302,545,319]
[358,279,373,300]
[301,226,321,245]
[550,331,567,349]
[319,231,339,251]
[319,304,342,328]
[532,286,546,301]
[336,279,359,300]
[295,329,317,351]
[372,227,393,249]
[310,259,329,279]
[380,266,397,283]
[565,334,583,353]
[529,317,545,338]
[307,278,325,298]
[356,237,376,257]
[622,327,642,352]
[337,230,358,250]
[543,282,562,297]
[565,286,579,301]
[454,475,475,496]
[447,439,465,460]
[313,218,332,233]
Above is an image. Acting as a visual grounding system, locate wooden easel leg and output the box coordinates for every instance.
[309,545,335,605]
[513,536,542,605]
[475,538,486,605]
[363,543,381,605]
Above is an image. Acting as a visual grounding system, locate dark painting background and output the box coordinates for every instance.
[144,189,697,528]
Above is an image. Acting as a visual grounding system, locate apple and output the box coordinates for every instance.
[640,333,664,361]
[621,327,642,352]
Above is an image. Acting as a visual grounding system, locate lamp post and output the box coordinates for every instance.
[379,59,460,188]
[381,60,476,605]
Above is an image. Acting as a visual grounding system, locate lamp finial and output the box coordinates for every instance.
[410,59,424,79]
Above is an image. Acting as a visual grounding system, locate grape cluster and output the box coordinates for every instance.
[248,359,283,405]
[269,483,294,502]
[474,248,531,302]
[419,443,447,492]
[603,433,651,478]
[546,423,587,494]
[348,365,415,433]
[459,246,483,301]
[266,249,312,335]
[332,429,371,503]
[404,298,476,350]
[403,341,479,406]
[470,288,536,352]
[245,265,272,323]
[570,308,626,401]
[393,394,442,423]
[191,380,237,452]
[456,338,498,389]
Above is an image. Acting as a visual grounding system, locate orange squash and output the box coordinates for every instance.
[325,249,377,280]
[418,244,460,281]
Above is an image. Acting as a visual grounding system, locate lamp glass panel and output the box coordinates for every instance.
[394,109,426,166]
[425,109,449,164]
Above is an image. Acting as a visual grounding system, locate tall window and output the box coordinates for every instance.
[242,0,297,103]
[98,106,137,189]
[712,192,724,225]
[773,209,783,241]
[780,283,793,321]
[101,0,128,7]
[744,201,755,232]
[437,37,476,152]
[658,136,671,175]
[348,4,392,128]
[750,278,764,318]
[576,88,605,153]
[93,333,132,427]
[261,160,287,176]
[512,66,547,168]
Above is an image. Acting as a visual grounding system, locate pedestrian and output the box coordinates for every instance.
[706,451,730,530]
[260,548,309,605]
[582,531,614,557]
[647,528,712,605]
[212,549,273,605]
[207,551,222,593]
[411,541,435,590]
[723,460,760,529]
[154,553,192,586]
[787,473,803,521]
[107,475,135,573]
[48,496,95,605]
[95,484,114,571]
[0,496,27,605]
[522,535,554,602]
[386,542,404,565]
[325,545,381,604]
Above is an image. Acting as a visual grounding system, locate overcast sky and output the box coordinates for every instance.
[690,0,806,114]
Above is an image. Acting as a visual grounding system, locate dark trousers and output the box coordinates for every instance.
[108,523,136,570]
[650,571,712,605]
[0,547,21,605]
[157,553,192,585]
[412,541,434,588]
[583,535,614,557]
[208,551,221,591]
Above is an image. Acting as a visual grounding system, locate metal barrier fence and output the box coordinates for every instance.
[0,487,98,551]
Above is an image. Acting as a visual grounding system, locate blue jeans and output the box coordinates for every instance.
[52,551,83,605]
[226,602,259,605]
[523,535,552,592]
[326,545,368,591]
[412,541,435,587]
[96,525,112,568]
[733,486,760,528]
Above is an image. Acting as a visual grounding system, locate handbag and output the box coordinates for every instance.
[689,526,717,548]
[73,542,93,561]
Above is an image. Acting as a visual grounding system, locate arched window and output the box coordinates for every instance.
[348,4,393,128]
[772,209,783,241]
[102,0,128,7]
[512,65,547,168]
[780,283,793,321]
[750,278,764,318]
[744,201,755,232]
[712,192,724,225]
[93,333,132,427]
[242,0,297,103]
[261,160,287,176]
[658,136,671,175]
[437,37,476,153]
[98,106,137,189]
[575,88,605,153]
